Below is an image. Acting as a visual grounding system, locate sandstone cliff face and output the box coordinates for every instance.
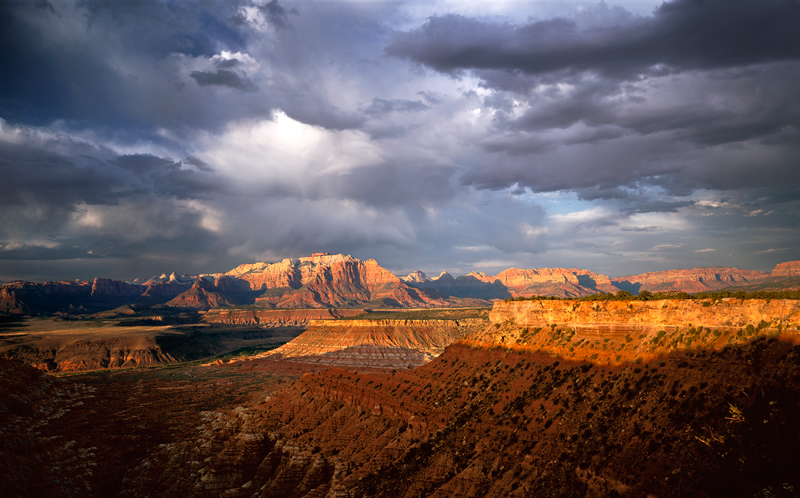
[489,298,800,332]
[479,298,800,365]
[252,257,451,309]
[772,260,800,278]
[409,267,617,299]
[494,268,617,296]
[611,267,769,293]
[90,278,145,298]
[254,317,488,371]
[161,255,455,310]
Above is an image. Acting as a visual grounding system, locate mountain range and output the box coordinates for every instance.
[1,254,798,315]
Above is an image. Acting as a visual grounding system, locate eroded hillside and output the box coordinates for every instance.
[251,314,489,371]
[4,299,799,497]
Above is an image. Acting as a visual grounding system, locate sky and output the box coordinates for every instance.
[1,0,798,282]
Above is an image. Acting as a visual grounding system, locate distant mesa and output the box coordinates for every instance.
[772,260,800,278]
[610,267,770,294]
[1,255,799,315]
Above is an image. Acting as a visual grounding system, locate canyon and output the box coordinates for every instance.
[3,255,800,496]
[3,297,800,496]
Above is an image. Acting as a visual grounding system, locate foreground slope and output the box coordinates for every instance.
[4,298,789,497]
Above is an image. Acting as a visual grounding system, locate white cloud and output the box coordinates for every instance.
[651,243,683,251]
[195,111,383,191]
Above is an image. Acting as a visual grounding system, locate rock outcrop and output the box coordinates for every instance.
[90,277,145,298]
[226,255,457,309]
[408,267,618,299]
[611,267,769,293]
[253,316,489,371]
[114,297,800,497]
[772,260,800,278]
[4,258,799,315]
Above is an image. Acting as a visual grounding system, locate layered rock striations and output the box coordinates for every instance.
[113,298,800,497]
[5,298,800,496]
[489,298,800,333]
[4,258,799,315]
[406,267,618,299]
[253,316,489,371]
[772,260,800,278]
[228,255,455,309]
[611,267,770,293]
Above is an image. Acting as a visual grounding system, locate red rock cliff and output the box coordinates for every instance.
[772,260,800,278]
[611,267,769,293]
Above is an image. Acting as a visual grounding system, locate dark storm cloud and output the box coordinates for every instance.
[0,134,219,209]
[190,69,259,91]
[1,0,797,281]
[383,1,800,224]
[387,0,800,81]
[0,0,264,130]
[0,129,222,249]
[260,0,296,30]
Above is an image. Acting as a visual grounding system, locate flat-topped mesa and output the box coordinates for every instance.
[477,298,800,363]
[772,260,800,278]
[489,298,800,330]
[611,267,769,293]
[90,277,145,298]
[412,267,616,299]
[255,316,488,370]
[494,268,617,295]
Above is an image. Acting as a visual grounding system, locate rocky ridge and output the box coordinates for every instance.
[251,316,489,371]
[106,298,800,496]
[404,267,618,299]
[611,267,770,293]
[403,264,794,299]
[772,261,800,278]
[2,258,799,315]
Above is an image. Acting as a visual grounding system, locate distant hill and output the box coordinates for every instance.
[402,262,799,299]
[2,255,798,315]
